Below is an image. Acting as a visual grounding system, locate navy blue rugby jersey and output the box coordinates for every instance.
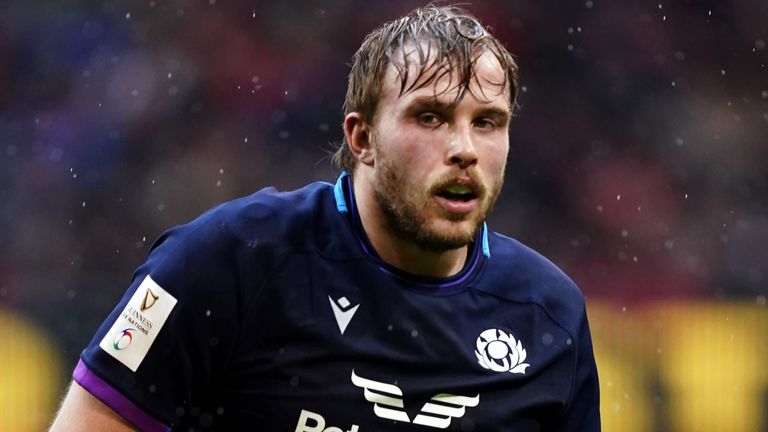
[76,172,600,432]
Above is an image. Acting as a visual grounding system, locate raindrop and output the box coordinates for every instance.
[541,333,553,345]
[205,310,211,317]
[720,69,726,75]
[675,137,684,146]
[219,168,224,174]
[82,201,86,207]
[585,1,593,8]
[761,90,767,99]
[596,205,603,212]
[621,230,629,237]
[664,240,674,250]
[616,194,621,200]
[149,384,156,393]
[125,12,131,19]
[756,39,766,50]
[411,329,419,338]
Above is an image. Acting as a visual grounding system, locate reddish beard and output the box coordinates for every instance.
[371,157,502,252]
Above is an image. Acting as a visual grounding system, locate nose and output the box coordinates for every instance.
[446,129,478,169]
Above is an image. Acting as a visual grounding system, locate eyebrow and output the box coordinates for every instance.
[404,96,511,119]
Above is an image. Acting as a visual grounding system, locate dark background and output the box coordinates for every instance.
[1,1,767,430]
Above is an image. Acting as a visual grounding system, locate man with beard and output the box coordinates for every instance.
[51,5,600,431]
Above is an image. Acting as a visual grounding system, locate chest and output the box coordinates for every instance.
[215,255,574,431]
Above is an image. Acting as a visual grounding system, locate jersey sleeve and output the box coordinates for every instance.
[557,305,601,431]
[75,213,254,431]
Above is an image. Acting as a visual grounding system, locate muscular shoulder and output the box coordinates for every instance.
[137,181,335,298]
[155,181,333,254]
[476,231,586,333]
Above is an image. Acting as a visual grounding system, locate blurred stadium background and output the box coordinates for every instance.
[1,1,767,430]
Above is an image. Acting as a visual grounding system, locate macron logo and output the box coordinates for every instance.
[328,295,359,335]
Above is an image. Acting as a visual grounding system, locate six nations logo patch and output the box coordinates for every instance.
[475,328,530,374]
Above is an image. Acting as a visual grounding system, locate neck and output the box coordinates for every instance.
[352,174,469,278]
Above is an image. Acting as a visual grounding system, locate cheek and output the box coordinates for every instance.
[481,140,509,173]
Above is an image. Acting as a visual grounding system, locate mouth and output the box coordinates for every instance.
[436,184,478,202]
[433,180,481,214]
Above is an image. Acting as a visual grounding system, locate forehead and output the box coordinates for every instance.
[379,41,510,109]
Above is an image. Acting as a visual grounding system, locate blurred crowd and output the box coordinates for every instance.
[0,1,767,427]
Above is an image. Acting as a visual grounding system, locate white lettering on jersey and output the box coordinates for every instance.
[329,296,359,335]
[413,394,480,429]
[350,370,480,429]
[99,275,177,372]
[294,409,359,432]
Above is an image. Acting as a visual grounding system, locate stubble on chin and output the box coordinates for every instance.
[372,160,491,252]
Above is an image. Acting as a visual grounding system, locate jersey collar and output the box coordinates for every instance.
[333,171,490,290]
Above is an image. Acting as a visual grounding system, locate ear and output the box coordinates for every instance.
[343,112,375,166]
